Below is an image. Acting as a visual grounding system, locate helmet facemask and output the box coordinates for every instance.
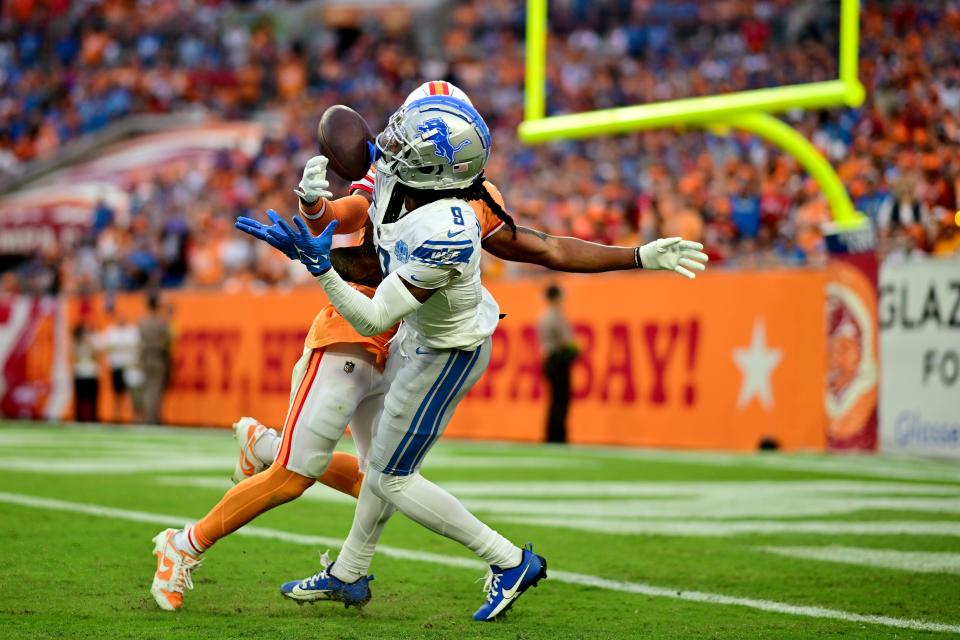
[374,106,416,177]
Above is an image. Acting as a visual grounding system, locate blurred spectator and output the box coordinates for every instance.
[1,0,959,292]
[538,284,577,444]
[100,308,141,422]
[92,199,115,236]
[138,293,171,425]
[72,322,100,422]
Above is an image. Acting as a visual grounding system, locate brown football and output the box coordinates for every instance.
[317,105,375,182]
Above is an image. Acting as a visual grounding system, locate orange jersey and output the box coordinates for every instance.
[303,284,393,368]
[300,169,507,367]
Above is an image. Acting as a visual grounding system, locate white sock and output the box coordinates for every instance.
[331,480,396,583]
[173,526,205,557]
[372,468,521,568]
[252,428,281,464]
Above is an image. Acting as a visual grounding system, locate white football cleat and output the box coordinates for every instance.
[150,528,202,611]
[231,417,274,484]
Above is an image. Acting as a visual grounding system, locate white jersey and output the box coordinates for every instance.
[371,173,499,350]
[100,323,140,369]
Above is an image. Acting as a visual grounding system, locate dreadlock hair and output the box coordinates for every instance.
[396,173,518,236]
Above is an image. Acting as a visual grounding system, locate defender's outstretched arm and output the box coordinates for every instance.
[327,221,708,284]
[483,224,707,278]
[484,225,638,272]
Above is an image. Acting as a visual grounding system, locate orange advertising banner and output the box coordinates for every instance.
[453,270,827,450]
[69,270,828,451]
[73,289,326,429]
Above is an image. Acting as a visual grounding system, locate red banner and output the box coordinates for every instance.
[825,255,879,451]
[0,295,70,419]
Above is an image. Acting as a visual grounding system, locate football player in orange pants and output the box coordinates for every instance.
[149,81,706,610]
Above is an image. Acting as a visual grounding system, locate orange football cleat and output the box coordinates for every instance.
[150,528,202,611]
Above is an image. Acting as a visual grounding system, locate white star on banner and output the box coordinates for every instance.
[733,318,783,410]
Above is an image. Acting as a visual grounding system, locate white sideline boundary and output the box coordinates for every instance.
[759,545,960,575]
[1,491,959,635]
[4,423,960,483]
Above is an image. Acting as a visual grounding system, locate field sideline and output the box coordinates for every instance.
[1,422,958,639]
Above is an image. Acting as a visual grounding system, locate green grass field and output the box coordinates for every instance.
[1,421,958,639]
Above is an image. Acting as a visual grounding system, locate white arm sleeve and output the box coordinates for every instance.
[315,269,421,337]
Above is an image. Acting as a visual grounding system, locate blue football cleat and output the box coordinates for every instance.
[472,543,547,621]
[279,552,374,608]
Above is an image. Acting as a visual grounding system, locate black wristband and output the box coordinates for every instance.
[634,246,642,269]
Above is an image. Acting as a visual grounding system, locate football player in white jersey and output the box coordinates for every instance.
[148,79,706,614]
[252,96,547,621]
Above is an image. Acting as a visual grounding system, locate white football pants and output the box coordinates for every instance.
[331,332,521,582]
[280,343,383,478]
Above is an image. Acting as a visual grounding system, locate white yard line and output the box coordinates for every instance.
[526,443,960,482]
[0,456,239,474]
[759,545,960,575]
[0,455,589,473]
[575,449,960,483]
[502,516,960,537]
[0,490,958,635]
[435,480,960,497]
[2,423,958,482]
[455,496,960,517]
[158,477,960,497]
[155,476,960,523]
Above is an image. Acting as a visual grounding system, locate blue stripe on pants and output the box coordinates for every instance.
[405,346,482,472]
[383,351,458,475]
[385,348,476,476]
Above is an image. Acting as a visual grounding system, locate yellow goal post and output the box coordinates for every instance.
[519,0,867,228]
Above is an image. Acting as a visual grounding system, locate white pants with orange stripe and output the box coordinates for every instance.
[277,343,384,478]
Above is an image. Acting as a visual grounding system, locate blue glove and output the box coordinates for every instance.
[235,209,298,260]
[267,215,338,275]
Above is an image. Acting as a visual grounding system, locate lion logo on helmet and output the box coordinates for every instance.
[417,118,471,165]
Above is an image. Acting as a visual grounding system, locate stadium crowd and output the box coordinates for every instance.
[2,0,959,293]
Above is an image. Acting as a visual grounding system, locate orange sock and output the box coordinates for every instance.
[191,463,315,550]
[317,451,365,499]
